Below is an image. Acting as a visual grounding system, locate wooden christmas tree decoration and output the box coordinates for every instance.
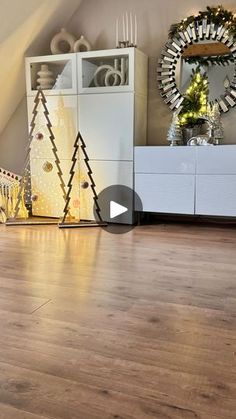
[167,112,183,146]
[58,131,106,228]
[6,89,67,225]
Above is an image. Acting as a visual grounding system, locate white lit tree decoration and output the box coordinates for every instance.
[7,89,67,224]
[167,112,183,146]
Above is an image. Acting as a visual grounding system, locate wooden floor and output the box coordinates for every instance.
[0,222,236,418]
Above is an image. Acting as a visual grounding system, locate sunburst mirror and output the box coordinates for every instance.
[157,6,236,113]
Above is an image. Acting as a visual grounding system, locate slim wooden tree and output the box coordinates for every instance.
[7,89,67,225]
[59,131,104,228]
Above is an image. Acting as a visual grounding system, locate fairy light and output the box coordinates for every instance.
[11,90,68,222]
[170,6,236,39]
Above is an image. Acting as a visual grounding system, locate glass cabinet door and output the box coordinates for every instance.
[77,48,135,93]
[25,53,77,96]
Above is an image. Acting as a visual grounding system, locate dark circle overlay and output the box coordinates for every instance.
[93,184,143,234]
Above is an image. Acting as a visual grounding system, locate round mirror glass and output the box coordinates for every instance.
[157,8,236,113]
[175,40,235,102]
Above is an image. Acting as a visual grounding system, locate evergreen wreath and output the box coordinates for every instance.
[169,5,236,39]
[184,54,235,67]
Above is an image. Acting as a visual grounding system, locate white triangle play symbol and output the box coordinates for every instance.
[110,201,128,219]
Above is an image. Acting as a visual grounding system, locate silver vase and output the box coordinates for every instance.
[182,126,201,145]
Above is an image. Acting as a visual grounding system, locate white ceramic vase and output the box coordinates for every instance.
[37,64,54,90]
[73,35,92,52]
[50,28,76,54]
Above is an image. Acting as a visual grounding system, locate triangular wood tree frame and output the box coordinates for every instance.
[58,131,106,228]
[0,168,24,223]
[6,89,67,225]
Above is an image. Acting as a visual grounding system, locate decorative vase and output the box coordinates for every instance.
[73,35,92,52]
[37,65,54,90]
[182,126,201,144]
[50,28,76,54]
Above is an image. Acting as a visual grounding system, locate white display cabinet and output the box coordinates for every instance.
[78,48,148,223]
[25,48,148,223]
[78,93,134,161]
[25,54,77,96]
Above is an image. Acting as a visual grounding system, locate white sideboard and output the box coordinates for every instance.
[135,145,236,217]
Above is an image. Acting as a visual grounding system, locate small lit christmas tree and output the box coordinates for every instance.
[167,112,183,146]
[179,68,209,128]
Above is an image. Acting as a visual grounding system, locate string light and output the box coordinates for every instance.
[169,6,236,39]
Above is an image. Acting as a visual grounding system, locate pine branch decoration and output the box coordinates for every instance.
[179,68,209,127]
[169,5,236,39]
[13,89,67,219]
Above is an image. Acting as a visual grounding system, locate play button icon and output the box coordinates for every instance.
[93,184,142,234]
[110,201,128,219]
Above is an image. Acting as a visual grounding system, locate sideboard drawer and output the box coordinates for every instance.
[196,175,236,216]
[135,174,195,214]
[135,146,195,174]
[197,146,236,174]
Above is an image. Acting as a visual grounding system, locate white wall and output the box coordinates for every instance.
[69,0,236,146]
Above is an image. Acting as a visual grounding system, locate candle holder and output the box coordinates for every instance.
[117,41,137,49]
[115,12,138,49]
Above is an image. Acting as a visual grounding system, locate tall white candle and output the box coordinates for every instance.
[126,11,129,42]
[122,14,125,41]
[134,14,137,46]
[116,18,119,47]
[130,12,133,44]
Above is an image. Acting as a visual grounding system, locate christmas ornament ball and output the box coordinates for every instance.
[80,181,89,189]
[43,161,53,173]
[35,132,44,140]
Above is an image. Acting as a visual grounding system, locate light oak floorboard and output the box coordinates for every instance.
[0,223,236,418]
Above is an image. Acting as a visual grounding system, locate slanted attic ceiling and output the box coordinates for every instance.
[0,0,81,135]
